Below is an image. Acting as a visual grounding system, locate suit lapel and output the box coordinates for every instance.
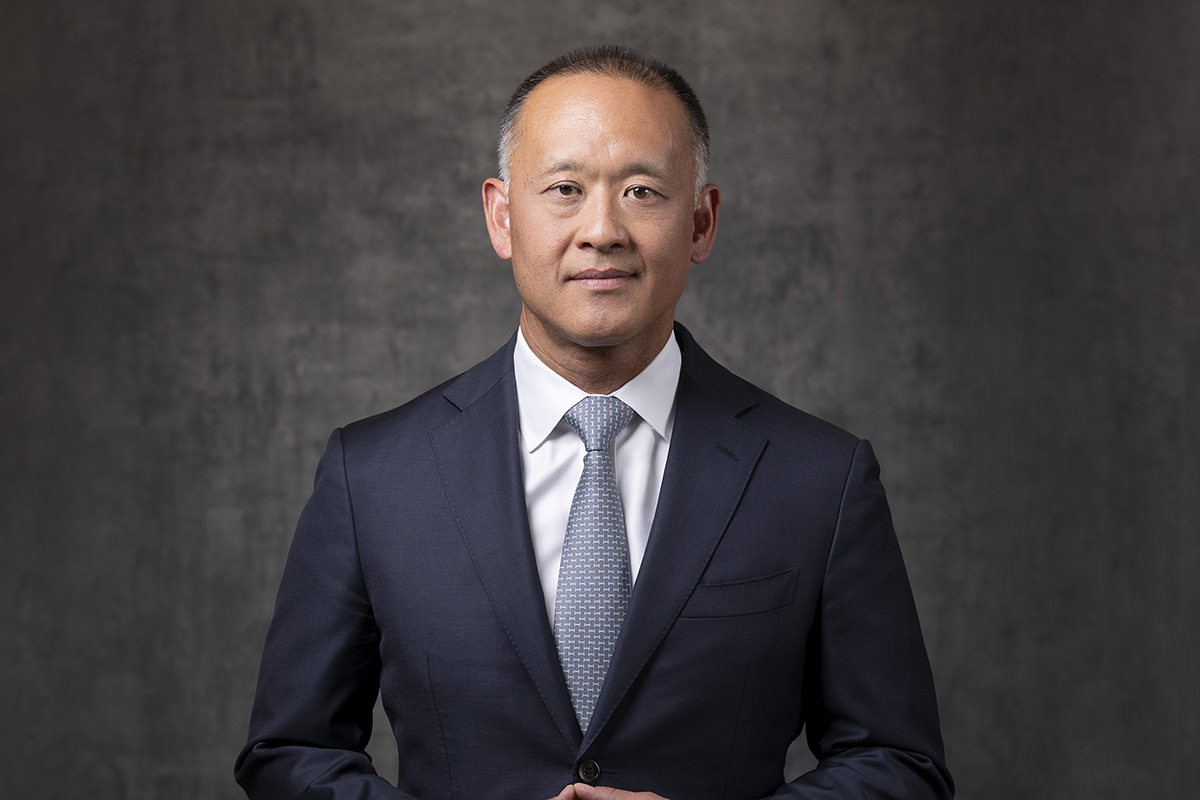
[583,327,767,751]
[428,328,767,754]
[428,339,582,750]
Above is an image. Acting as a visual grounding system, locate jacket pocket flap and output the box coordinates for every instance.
[679,568,798,618]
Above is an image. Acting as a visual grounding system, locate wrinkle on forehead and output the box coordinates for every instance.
[511,75,692,188]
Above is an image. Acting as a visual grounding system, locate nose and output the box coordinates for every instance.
[577,193,629,253]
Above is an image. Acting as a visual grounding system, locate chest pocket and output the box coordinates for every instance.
[678,568,798,618]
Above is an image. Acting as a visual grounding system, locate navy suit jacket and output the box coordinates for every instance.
[236,325,953,799]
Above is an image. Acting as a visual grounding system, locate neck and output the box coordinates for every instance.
[520,315,673,395]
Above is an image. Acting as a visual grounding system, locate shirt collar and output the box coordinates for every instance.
[513,328,681,453]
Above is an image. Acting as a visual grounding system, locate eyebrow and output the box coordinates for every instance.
[540,160,671,182]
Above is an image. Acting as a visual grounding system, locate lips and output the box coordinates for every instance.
[571,268,633,280]
[570,269,634,291]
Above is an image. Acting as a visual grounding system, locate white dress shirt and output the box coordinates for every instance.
[513,329,681,623]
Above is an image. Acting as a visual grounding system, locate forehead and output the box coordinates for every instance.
[511,73,691,171]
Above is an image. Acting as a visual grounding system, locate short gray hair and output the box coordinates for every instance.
[497,46,710,199]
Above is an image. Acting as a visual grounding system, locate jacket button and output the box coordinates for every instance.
[577,759,601,784]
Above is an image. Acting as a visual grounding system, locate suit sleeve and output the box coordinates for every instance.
[235,429,412,799]
[770,439,954,799]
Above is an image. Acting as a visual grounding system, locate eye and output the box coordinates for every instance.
[549,183,580,198]
[627,185,659,200]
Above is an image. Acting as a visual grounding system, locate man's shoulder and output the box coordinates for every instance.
[677,324,862,455]
[337,334,517,453]
[330,325,864,463]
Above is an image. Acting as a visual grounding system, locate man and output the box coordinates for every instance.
[236,47,953,800]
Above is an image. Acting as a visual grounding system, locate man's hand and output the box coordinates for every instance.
[549,783,668,800]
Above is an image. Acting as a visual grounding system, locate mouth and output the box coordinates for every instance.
[570,268,634,291]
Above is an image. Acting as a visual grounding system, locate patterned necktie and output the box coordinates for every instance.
[553,395,635,733]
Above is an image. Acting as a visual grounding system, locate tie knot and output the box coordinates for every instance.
[564,395,634,452]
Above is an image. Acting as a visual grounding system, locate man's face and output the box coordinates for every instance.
[483,73,718,366]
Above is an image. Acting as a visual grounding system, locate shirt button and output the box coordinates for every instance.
[577,759,601,784]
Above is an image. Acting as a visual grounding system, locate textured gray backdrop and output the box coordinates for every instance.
[3,1,1197,798]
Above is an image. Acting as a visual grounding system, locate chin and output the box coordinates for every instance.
[565,329,634,350]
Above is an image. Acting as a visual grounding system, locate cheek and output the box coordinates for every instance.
[639,216,698,271]
[510,213,570,264]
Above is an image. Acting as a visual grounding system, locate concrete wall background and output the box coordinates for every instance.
[3,1,1197,797]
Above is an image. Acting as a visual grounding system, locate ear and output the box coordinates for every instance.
[690,184,720,264]
[482,178,512,260]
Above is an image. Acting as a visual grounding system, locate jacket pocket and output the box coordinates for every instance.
[678,568,798,618]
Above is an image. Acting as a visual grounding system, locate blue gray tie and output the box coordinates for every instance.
[554,395,634,733]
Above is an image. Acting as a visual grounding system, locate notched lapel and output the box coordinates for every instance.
[429,360,582,750]
[583,353,767,751]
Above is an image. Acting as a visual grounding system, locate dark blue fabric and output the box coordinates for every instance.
[235,324,954,799]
